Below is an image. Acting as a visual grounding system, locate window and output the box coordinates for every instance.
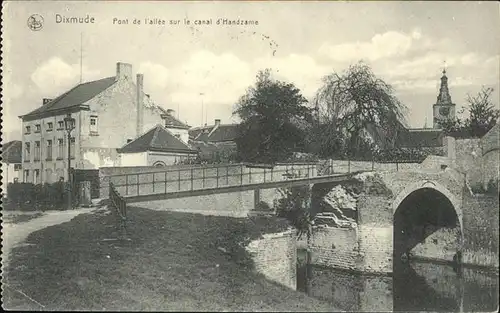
[25,126,31,134]
[24,170,30,183]
[90,115,98,134]
[35,124,41,133]
[47,122,53,131]
[14,164,22,171]
[46,140,53,160]
[34,141,41,161]
[70,137,76,158]
[34,169,40,184]
[57,139,64,159]
[24,142,31,161]
[57,121,64,130]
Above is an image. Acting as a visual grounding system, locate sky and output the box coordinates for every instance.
[2,1,499,142]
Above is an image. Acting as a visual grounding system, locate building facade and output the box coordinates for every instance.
[19,62,168,183]
[189,119,239,162]
[2,140,22,194]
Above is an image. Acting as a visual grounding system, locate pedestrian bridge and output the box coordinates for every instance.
[105,162,358,204]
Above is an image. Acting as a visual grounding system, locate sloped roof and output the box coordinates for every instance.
[2,140,22,163]
[396,129,444,148]
[21,77,116,119]
[157,108,191,129]
[189,124,239,143]
[117,125,197,154]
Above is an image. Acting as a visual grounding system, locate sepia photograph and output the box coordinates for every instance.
[1,1,499,311]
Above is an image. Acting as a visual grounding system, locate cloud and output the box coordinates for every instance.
[253,54,331,98]
[319,30,420,63]
[31,57,101,95]
[138,51,254,126]
[138,61,170,90]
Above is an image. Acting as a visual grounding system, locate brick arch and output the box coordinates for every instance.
[391,180,463,232]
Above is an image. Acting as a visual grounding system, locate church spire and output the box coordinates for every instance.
[432,63,456,129]
[436,66,452,105]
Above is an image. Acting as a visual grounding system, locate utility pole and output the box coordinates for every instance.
[200,93,205,126]
[79,32,83,83]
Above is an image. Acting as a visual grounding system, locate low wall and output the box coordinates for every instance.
[462,194,499,269]
[245,229,297,290]
[411,227,462,262]
[322,160,422,174]
[133,190,254,217]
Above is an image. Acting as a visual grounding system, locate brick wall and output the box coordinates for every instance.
[309,226,362,271]
[462,194,499,268]
[454,138,483,186]
[245,230,297,290]
[356,195,393,273]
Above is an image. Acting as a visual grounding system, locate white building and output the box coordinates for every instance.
[117,124,198,167]
[2,140,22,195]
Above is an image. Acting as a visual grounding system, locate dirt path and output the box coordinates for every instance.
[2,208,97,270]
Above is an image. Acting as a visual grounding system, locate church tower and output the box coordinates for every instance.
[433,68,456,128]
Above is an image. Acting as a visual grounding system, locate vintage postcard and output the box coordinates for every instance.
[1,1,499,311]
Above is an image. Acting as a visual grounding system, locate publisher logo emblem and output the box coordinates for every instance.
[27,14,44,31]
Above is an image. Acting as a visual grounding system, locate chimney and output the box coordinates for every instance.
[214,119,221,126]
[116,62,132,81]
[136,74,144,137]
[42,98,53,105]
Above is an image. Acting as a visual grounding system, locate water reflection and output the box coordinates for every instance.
[297,249,499,312]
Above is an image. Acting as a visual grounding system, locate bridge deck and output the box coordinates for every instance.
[106,163,361,203]
[123,173,357,203]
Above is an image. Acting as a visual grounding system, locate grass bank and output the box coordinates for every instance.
[3,206,335,311]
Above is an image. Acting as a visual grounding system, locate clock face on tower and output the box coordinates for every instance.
[439,106,450,116]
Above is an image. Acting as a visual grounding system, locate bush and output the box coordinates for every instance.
[6,181,73,211]
[469,179,499,196]
[274,186,313,240]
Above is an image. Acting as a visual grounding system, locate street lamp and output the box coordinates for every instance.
[64,113,76,209]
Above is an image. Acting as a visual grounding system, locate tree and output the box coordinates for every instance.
[313,62,408,159]
[233,69,312,163]
[442,86,499,138]
[466,87,499,137]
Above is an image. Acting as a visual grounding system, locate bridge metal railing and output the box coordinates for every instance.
[109,181,128,239]
[107,163,318,199]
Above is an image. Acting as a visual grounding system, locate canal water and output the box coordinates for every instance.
[297,249,499,312]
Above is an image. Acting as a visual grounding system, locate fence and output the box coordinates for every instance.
[105,163,318,199]
[109,182,128,240]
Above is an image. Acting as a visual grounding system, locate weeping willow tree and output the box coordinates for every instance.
[312,62,408,159]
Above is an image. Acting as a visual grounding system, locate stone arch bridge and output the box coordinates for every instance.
[309,166,467,274]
